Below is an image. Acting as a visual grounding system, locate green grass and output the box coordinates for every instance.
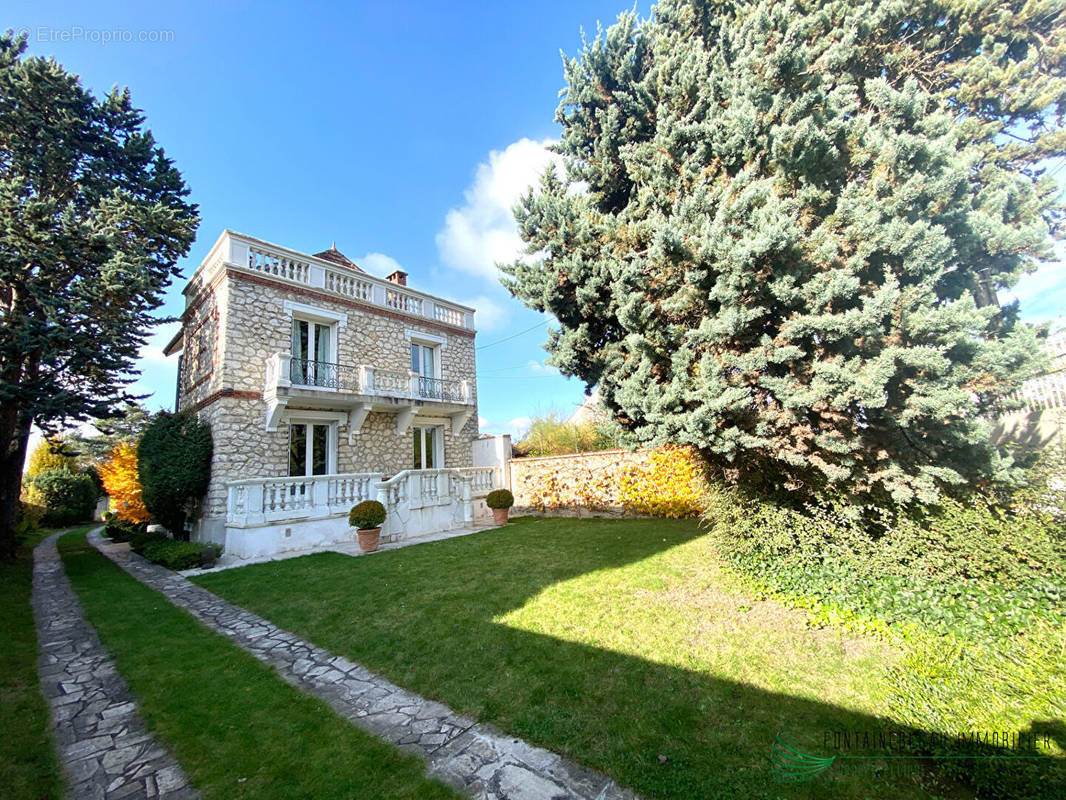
[196,517,968,800]
[0,527,71,800]
[57,530,461,800]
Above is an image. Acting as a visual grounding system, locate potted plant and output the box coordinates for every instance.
[349,500,387,552]
[485,489,514,526]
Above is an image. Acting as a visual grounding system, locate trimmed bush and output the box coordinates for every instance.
[485,489,514,510]
[103,514,147,543]
[138,411,212,539]
[348,500,386,530]
[24,468,98,527]
[138,539,206,570]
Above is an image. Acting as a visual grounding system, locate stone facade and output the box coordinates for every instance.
[171,231,480,542]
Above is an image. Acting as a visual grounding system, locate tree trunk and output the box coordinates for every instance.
[0,402,32,561]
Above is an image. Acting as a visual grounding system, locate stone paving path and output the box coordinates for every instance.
[32,531,198,800]
[88,529,640,800]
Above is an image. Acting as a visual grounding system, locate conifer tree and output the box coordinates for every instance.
[0,35,198,557]
[503,0,1063,503]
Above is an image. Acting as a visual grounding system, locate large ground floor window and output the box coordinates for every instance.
[412,425,441,470]
[289,422,333,476]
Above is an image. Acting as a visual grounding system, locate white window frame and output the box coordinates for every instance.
[282,410,346,476]
[411,423,445,470]
[284,301,346,365]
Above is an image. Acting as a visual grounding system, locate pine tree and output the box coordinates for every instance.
[502,0,1063,504]
[0,35,198,557]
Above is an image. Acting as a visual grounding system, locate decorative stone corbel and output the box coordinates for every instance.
[265,397,289,432]
[395,405,419,434]
[347,403,373,443]
[450,411,472,435]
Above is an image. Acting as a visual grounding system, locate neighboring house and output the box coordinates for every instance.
[164,230,500,558]
[566,388,606,427]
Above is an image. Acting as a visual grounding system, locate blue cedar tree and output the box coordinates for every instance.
[502,0,1062,503]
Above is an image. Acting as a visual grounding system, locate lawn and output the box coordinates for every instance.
[57,530,462,800]
[196,516,967,800]
[0,527,69,800]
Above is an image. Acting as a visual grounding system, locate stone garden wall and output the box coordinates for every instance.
[509,446,705,518]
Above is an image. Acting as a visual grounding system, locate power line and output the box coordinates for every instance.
[475,320,549,351]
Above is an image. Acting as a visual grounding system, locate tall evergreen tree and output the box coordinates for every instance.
[0,35,198,557]
[503,0,1063,504]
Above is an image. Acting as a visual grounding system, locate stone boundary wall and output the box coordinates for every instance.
[509,448,654,515]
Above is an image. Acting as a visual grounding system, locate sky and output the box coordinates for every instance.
[10,0,1066,443]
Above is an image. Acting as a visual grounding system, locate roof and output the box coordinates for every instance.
[163,329,183,356]
[312,244,363,272]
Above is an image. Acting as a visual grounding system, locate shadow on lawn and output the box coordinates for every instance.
[195,517,1064,800]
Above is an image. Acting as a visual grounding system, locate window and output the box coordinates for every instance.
[410,342,436,377]
[291,318,335,386]
[289,422,333,476]
[411,342,441,399]
[412,426,439,469]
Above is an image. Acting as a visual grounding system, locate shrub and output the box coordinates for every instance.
[138,538,206,570]
[514,413,622,457]
[138,411,213,539]
[348,500,386,530]
[618,446,705,518]
[14,499,45,537]
[99,442,151,524]
[25,436,78,477]
[704,483,1066,799]
[104,514,147,543]
[24,468,98,527]
[485,489,514,510]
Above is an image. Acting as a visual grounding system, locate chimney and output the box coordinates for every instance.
[386,269,408,287]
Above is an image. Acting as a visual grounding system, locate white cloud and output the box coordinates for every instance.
[357,251,405,277]
[526,359,559,376]
[436,138,563,280]
[459,295,508,332]
[137,321,181,365]
[478,415,533,438]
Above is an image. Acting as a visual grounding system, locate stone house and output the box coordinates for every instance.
[164,230,500,558]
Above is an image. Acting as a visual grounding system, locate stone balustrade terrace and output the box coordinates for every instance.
[191,230,475,331]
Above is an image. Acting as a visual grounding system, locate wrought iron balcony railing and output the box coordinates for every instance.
[267,354,471,405]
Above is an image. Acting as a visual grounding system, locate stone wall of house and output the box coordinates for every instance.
[509,449,654,515]
[184,267,479,532]
[220,272,477,399]
[177,278,227,411]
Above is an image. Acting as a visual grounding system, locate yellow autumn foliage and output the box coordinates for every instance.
[519,446,706,518]
[25,436,77,477]
[98,442,151,524]
[617,446,705,518]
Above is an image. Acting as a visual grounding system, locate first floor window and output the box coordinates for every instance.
[412,426,439,469]
[289,422,332,476]
[291,318,334,386]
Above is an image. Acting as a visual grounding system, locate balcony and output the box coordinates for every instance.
[263,353,474,436]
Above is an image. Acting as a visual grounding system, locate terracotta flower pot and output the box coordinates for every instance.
[492,507,509,526]
[357,527,381,552]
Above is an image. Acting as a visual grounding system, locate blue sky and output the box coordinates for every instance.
[12,0,1066,440]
